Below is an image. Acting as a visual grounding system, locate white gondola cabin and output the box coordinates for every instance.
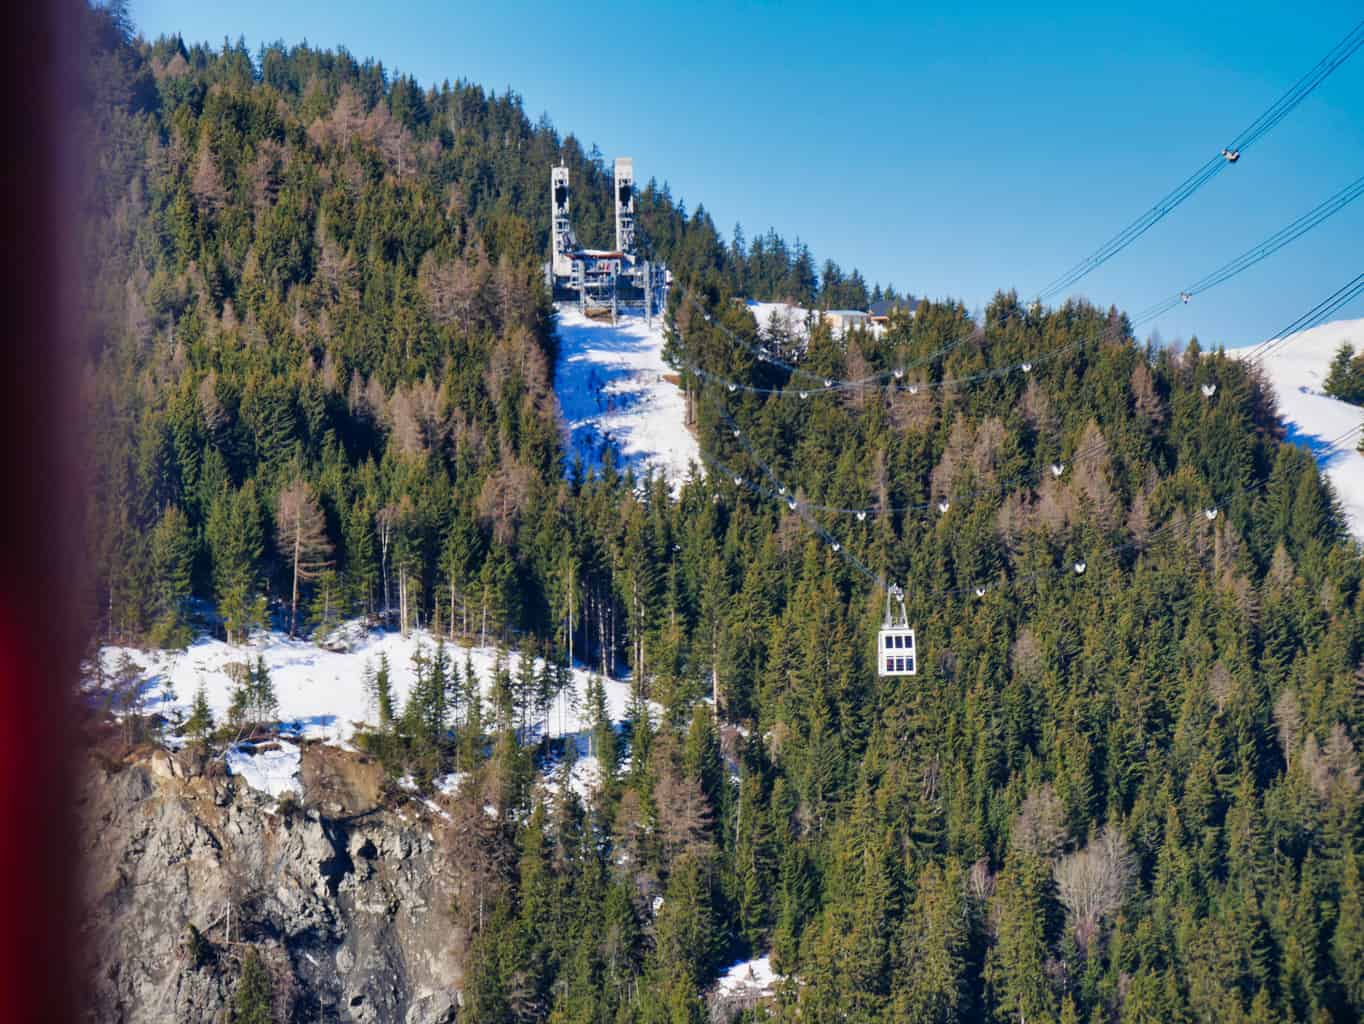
[878,585,917,677]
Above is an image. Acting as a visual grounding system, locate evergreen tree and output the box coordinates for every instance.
[1334,850,1364,1011]
[148,504,194,647]
[231,947,274,1024]
[364,653,394,729]
[1324,342,1364,405]
[587,675,616,773]
[186,681,214,750]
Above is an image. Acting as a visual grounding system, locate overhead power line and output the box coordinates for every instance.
[1131,175,1364,324]
[1034,17,1364,303]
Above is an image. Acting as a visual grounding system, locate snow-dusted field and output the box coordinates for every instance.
[746,300,815,343]
[553,304,700,486]
[715,953,782,997]
[96,624,639,795]
[1228,317,1364,540]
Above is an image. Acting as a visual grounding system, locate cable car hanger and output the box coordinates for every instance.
[680,219,1358,402]
[719,409,1107,520]
[703,436,1315,609]
[1033,17,1364,304]
[683,329,1092,398]
[680,289,980,390]
[1127,174,1364,326]
[704,397,1364,607]
[704,443,1238,607]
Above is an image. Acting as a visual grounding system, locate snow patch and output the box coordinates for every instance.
[434,771,468,797]
[715,954,780,996]
[96,624,638,748]
[1229,317,1364,540]
[225,740,301,799]
[746,300,816,344]
[540,753,604,806]
[553,304,700,486]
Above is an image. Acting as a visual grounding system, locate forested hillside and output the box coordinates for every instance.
[81,3,1364,1022]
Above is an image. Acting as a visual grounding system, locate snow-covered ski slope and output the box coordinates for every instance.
[99,624,636,748]
[553,304,700,486]
[1229,317,1364,541]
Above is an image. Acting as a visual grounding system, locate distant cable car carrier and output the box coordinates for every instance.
[878,584,917,677]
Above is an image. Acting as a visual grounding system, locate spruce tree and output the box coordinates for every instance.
[251,656,278,727]
[1333,850,1364,1010]
[186,681,214,750]
[148,504,194,648]
[231,947,273,1024]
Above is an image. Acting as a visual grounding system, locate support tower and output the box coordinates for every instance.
[614,157,635,256]
[551,164,577,279]
[547,157,668,320]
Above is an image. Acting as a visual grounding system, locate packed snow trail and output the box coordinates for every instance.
[1229,316,1364,540]
[553,304,700,486]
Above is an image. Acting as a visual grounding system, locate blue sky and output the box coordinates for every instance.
[131,1,1364,346]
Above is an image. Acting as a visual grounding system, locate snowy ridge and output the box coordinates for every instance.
[1228,317,1364,540]
[554,305,700,486]
[98,625,639,795]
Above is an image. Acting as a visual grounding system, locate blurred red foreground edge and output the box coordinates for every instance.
[0,1,86,1021]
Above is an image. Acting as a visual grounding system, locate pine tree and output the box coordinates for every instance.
[364,653,394,729]
[459,652,485,772]
[1324,343,1364,404]
[231,947,274,1024]
[587,675,616,774]
[894,860,968,1022]
[987,854,1055,1023]
[186,681,214,750]
[651,852,722,990]
[682,704,721,815]
[206,482,265,643]
[1333,850,1364,1010]
[148,504,194,647]
[251,656,278,726]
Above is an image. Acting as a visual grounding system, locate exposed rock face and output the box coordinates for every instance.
[79,745,465,1023]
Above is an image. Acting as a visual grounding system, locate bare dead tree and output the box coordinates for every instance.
[476,455,533,546]
[1010,783,1068,861]
[1053,827,1135,952]
[930,415,973,504]
[655,769,714,866]
[441,792,515,937]
[247,138,282,210]
[189,133,227,216]
[197,370,228,437]
[328,85,366,149]
[1068,420,1119,530]
[274,479,333,637]
[418,250,489,334]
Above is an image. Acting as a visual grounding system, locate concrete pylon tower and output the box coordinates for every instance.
[614,157,635,256]
[551,164,575,277]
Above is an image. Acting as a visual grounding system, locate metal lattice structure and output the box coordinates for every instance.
[551,164,577,279]
[614,157,635,255]
[547,158,668,323]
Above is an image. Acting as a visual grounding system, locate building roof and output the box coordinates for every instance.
[869,299,914,318]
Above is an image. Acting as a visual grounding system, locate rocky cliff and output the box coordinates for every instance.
[79,743,468,1023]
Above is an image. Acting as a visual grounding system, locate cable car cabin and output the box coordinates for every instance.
[878,626,917,676]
